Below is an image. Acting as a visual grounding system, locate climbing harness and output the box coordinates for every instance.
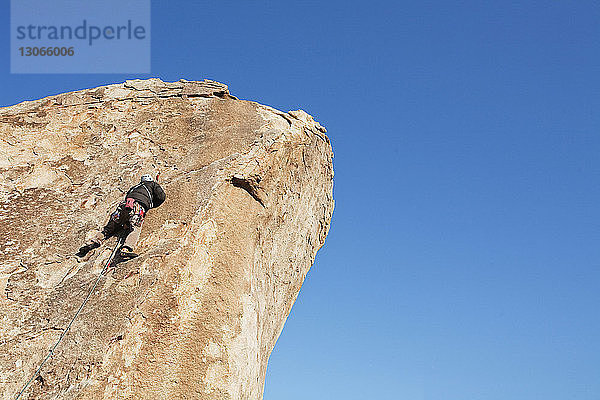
[125,197,136,209]
[14,234,125,400]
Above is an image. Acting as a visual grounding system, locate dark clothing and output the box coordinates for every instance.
[125,181,166,212]
[94,181,165,250]
[102,200,144,235]
[77,180,166,257]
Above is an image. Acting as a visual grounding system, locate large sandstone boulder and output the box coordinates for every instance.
[0,79,334,399]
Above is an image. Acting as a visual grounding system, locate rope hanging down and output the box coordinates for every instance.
[15,234,125,400]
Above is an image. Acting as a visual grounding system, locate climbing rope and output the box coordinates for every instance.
[14,234,125,400]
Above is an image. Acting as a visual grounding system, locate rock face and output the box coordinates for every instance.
[0,79,334,399]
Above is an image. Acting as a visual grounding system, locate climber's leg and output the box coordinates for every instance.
[120,201,145,258]
[77,202,126,257]
[122,223,142,255]
[101,202,128,240]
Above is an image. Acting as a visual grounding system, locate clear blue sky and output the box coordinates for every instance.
[2,1,600,399]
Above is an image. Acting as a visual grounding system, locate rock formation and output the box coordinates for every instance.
[0,79,334,399]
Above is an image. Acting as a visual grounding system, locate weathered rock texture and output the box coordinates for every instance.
[0,79,333,399]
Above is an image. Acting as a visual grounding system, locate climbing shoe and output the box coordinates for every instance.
[76,241,100,257]
[119,246,138,259]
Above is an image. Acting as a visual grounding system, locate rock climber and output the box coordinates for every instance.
[77,174,166,259]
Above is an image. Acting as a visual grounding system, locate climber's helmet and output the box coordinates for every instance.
[140,174,154,183]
